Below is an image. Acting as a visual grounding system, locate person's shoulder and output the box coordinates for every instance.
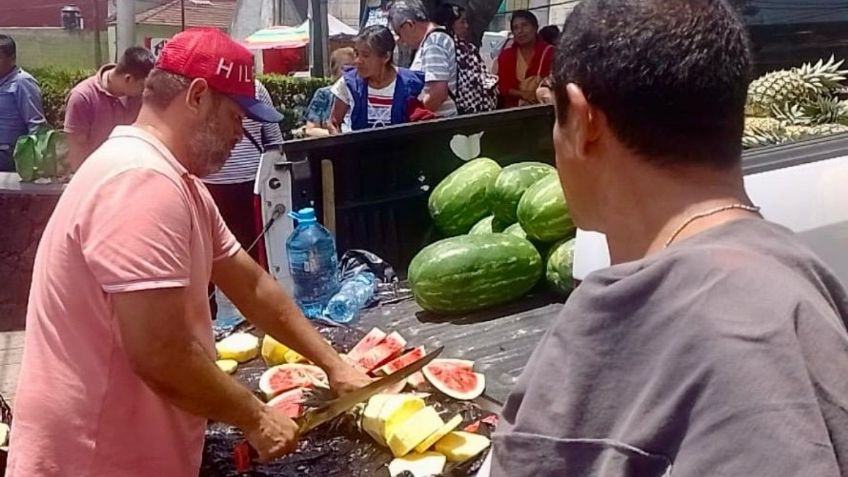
[424,29,455,49]
[67,75,98,100]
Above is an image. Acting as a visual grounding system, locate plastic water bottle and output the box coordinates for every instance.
[286,208,340,319]
[325,272,376,323]
[214,288,244,329]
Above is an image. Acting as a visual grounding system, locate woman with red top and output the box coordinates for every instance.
[497,10,554,108]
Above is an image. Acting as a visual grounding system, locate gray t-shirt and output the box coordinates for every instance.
[492,219,848,477]
[410,30,458,118]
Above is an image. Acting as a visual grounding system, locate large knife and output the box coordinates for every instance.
[234,346,444,471]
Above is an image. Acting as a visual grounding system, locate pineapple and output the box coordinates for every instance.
[803,96,847,125]
[745,56,848,117]
[783,125,814,141]
[742,126,789,149]
[808,123,848,137]
[770,103,812,126]
[744,116,783,135]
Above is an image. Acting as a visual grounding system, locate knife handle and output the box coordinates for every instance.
[234,440,258,472]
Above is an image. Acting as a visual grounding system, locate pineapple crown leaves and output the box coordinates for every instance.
[794,55,848,91]
[771,103,812,126]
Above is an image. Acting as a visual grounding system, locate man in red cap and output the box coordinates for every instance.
[7,28,370,476]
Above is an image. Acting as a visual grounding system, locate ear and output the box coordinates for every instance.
[122,73,134,84]
[565,83,601,160]
[185,78,210,114]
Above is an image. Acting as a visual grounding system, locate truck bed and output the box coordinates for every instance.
[355,290,565,404]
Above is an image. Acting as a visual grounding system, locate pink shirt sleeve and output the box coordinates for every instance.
[208,192,241,262]
[63,89,92,139]
[77,168,194,293]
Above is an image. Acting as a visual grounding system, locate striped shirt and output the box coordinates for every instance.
[203,81,283,185]
[411,30,458,118]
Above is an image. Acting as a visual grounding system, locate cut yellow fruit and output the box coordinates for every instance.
[283,348,308,363]
[414,414,463,453]
[387,406,444,457]
[215,333,259,363]
[434,431,491,463]
[362,394,398,445]
[388,451,447,477]
[261,334,289,366]
[363,394,425,447]
[216,359,239,374]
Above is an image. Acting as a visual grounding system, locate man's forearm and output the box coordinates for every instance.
[134,336,265,429]
[245,272,347,373]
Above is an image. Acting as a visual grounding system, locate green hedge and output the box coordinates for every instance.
[30,67,331,134]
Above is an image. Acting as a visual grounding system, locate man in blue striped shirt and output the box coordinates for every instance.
[203,79,283,265]
[0,35,46,171]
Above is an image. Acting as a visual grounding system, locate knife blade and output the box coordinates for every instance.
[234,346,444,471]
[296,346,443,433]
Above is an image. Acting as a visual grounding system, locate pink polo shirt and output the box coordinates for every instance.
[63,64,142,155]
[7,126,240,477]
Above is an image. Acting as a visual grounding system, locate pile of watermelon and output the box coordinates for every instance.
[411,159,577,314]
[258,328,487,410]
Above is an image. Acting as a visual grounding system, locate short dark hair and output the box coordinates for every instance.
[354,25,396,62]
[553,0,752,168]
[114,46,155,79]
[538,25,560,45]
[0,35,16,59]
[433,3,464,33]
[510,10,539,30]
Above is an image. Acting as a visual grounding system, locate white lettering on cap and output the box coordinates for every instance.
[216,58,234,78]
[238,64,253,83]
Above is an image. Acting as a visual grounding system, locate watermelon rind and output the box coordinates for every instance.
[546,238,576,296]
[422,364,486,401]
[487,162,556,223]
[468,215,510,235]
[517,175,576,243]
[408,234,543,314]
[428,158,502,237]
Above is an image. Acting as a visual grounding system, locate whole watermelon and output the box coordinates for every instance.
[469,215,510,235]
[546,238,576,296]
[487,162,556,223]
[428,158,502,236]
[409,234,543,313]
[517,175,576,243]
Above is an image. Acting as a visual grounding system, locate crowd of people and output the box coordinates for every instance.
[302,2,560,135]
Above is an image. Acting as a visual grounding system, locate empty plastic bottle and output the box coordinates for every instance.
[286,208,340,319]
[325,272,376,323]
[213,288,244,330]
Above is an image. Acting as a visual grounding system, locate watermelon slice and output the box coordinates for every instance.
[422,360,485,401]
[259,364,328,400]
[346,328,387,363]
[267,388,306,419]
[407,372,431,391]
[377,346,426,376]
[352,332,407,373]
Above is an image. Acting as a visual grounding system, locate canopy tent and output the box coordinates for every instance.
[243,14,358,50]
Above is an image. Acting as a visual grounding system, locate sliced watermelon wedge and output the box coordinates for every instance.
[267,388,305,419]
[346,328,387,363]
[376,346,426,376]
[422,360,485,401]
[259,364,328,400]
[351,331,407,373]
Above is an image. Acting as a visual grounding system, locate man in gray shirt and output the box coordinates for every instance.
[491,1,848,476]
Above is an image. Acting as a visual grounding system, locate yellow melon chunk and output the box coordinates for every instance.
[364,394,426,447]
[260,335,289,366]
[215,333,259,363]
[388,451,447,477]
[215,359,239,374]
[387,406,444,457]
[434,431,491,463]
[414,414,463,453]
[362,394,398,445]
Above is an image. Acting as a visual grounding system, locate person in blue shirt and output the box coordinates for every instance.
[0,35,46,172]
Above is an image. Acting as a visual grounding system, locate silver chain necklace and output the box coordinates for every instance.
[664,204,761,248]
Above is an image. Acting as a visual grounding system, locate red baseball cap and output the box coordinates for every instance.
[155,27,282,123]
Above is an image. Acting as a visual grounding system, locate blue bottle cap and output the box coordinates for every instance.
[288,207,317,224]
